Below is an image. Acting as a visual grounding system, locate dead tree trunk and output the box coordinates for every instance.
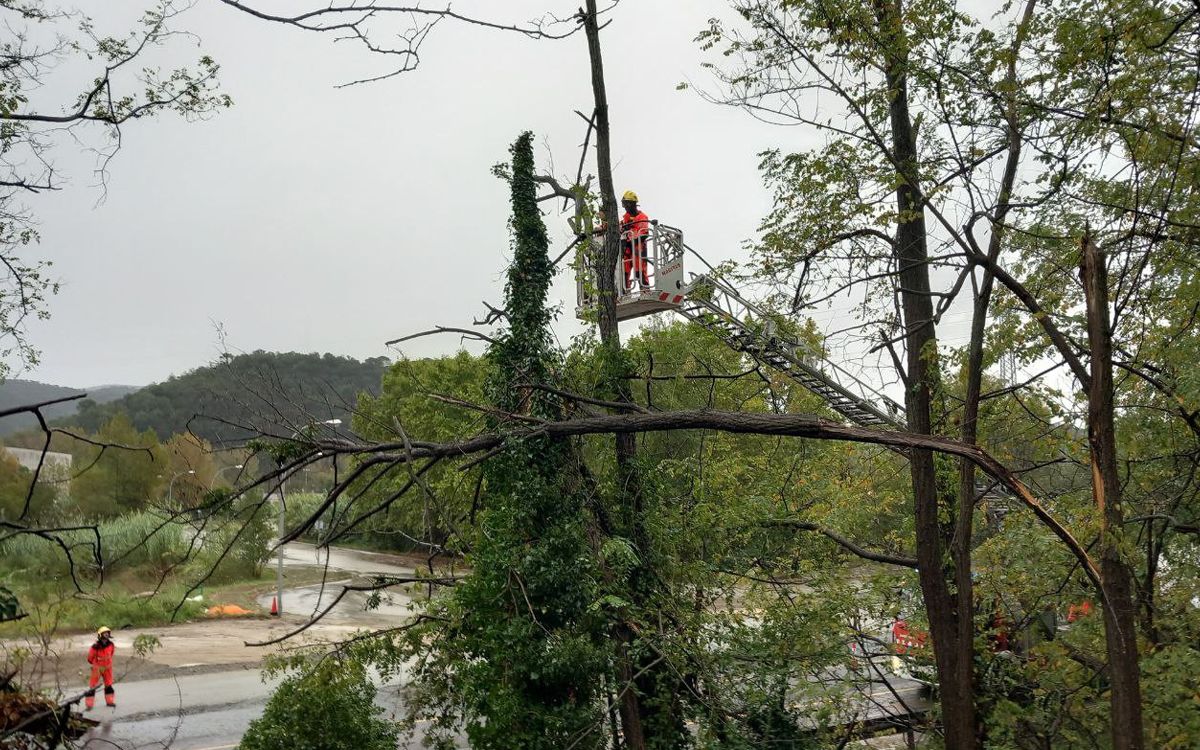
[1080,234,1145,750]
[581,4,649,746]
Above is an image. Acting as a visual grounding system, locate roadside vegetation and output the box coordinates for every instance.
[0,418,277,637]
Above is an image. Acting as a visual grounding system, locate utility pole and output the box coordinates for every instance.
[275,483,285,616]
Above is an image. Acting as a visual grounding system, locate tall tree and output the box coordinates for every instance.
[700,0,1200,745]
[69,414,164,518]
[576,3,670,745]
[211,1,1200,746]
[401,133,606,749]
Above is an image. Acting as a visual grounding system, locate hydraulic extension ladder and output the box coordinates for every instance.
[675,269,1011,513]
[675,270,905,429]
[674,264,1014,516]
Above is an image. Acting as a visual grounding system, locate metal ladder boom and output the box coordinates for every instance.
[675,273,905,429]
[675,268,1011,512]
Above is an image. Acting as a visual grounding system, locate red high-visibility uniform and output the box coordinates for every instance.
[1067,600,1093,622]
[86,640,116,708]
[620,210,652,291]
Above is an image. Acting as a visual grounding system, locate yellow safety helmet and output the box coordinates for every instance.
[96,626,112,636]
[622,190,639,202]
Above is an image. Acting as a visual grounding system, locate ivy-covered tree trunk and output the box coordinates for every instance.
[873,0,978,745]
[429,132,606,749]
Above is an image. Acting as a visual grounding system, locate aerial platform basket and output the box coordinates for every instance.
[575,222,688,322]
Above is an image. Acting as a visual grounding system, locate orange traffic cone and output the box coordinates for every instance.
[269,596,279,616]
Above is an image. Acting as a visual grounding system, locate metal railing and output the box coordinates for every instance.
[576,222,687,316]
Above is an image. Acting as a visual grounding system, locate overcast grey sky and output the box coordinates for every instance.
[15,0,815,387]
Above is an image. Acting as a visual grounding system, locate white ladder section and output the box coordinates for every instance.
[675,272,906,429]
[675,269,1009,511]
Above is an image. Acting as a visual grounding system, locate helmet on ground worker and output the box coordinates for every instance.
[622,190,638,202]
[96,626,112,637]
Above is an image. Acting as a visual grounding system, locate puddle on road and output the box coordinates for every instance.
[258,582,418,622]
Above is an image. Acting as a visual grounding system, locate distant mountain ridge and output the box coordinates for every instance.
[0,380,138,436]
[36,351,389,443]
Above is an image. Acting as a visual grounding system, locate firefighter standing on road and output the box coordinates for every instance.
[85,626,116,710]
[620,190,652,292]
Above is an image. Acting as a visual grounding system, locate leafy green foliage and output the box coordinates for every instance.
[350,351,487,550]
[607,319,922,743]
[702,0,1200,745]
[69,414,165,519]
[133,633,161,657]
[0,584,22,623]
[0,451,57,523]
[191,497,275,584]
[239,657,400,750]
[0,505,269,583]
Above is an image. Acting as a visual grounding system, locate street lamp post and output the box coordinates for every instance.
[209,463,244,490]
[275,418,342,617]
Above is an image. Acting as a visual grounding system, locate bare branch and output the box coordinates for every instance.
[386,326,497,347]
[759,519,918,568]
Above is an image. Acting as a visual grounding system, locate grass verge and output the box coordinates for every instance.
[0,565,338,639]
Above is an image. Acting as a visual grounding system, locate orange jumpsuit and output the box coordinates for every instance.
[620,210,652,291]
[86,639,116,708]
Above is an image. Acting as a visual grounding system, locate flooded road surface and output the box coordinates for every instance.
[277,541,434,578]
[256,578,419,624]
[263,541,431,623]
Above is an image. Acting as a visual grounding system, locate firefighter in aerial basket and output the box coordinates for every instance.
[85,626,117,710]
[619,190,652,292]
[588,190,655,293]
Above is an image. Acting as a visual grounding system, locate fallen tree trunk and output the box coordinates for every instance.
[316,409,1102,589]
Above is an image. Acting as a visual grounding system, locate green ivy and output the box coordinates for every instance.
[404,132,608,749]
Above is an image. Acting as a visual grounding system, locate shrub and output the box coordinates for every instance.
[81,587,205,629]
[2,582,205,636]
[0,511,192,580]
[282,492,329,542]
[101,512,191,576]
[0,532,77,578]
[189,499,274,585]
[239,658,399,750]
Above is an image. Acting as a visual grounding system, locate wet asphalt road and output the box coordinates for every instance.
[78,670,923,750]
[74,543,923,748]
[259,542,423,623]
[80,668,281,750]
[80,543,439,749]
[78,668,430,750]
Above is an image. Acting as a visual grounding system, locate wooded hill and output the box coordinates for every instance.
[0,381,136,436]
[6,351,388,445]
